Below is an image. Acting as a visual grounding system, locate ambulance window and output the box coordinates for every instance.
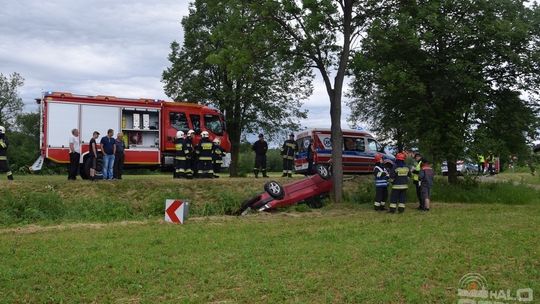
[344,137,365,152]
[367,139,379,152]
[190,114,201,133]
[297,138,305,152]
[204,114,223,135]
[170,112,189,132]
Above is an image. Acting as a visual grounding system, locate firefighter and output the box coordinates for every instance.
[173,130,186,178]
[373,153,389,211]
[212,138,226,178]
[281,133,298,177]
[411,152,423,210]
[195,131,214,178]
[477,153,485,175]
[389,152,411,213]
[252,133,268,178]
[184,129,195,179]
[0,126,13,180]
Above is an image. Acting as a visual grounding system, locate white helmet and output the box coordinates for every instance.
[213,138,220,144]
[201,131,209,138]
[0,126,4,134]
[176,130,184,138]
[187,129,195,136]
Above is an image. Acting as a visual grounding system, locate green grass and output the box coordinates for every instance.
[0,204,538,303]
[2,174,540,227]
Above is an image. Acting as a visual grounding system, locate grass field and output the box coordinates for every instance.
[0,172,539,303]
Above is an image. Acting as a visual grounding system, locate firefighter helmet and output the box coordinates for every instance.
[187,129,195,136]
[201,131,209,138]
[0,126,4,134]
[374,153,383,163]
[176,130,184,138]
[213,138,221,145]
[396,152,406,161]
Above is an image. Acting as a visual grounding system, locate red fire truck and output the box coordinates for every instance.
[32,92,230,177]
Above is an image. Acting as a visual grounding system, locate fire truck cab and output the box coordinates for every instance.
[33,92,230,177]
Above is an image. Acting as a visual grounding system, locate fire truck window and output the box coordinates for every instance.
[190,114,201,133]
[204,114,223,135]
[367,138,379,152]
[170,112,189,132]
[344,137,365,152]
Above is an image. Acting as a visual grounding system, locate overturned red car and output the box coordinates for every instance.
[237,165,333,215]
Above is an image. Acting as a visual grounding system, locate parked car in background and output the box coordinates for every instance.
[441,160,477,176]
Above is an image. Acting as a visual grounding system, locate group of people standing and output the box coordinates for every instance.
[173,129,225,179]
[251,133,303,178]
[477,152,496,175]
[373,152,434,213]
[68,128,125,181]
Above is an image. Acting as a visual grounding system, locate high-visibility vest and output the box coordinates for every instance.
[412,160,422,182]
[478,154,485,163]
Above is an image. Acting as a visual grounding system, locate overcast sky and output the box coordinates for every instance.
[0,0,354,130]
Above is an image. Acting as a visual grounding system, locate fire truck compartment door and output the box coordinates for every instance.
[81,105,120,143]
[47,103,79,147]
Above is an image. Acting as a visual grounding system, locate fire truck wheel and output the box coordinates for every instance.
[80,163,88,179]
[264,181,285,199]
[81,157,92,180]
[316,164,332,180]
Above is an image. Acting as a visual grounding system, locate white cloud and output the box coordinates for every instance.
[0,0,356,133]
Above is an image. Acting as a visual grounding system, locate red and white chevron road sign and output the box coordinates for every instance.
[165,199,189,224]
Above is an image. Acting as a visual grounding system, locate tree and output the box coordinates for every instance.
[7,112,40,171]
[162,0,312,176]
[258,0,380,203]
[0,72,24,128]
[349,0,540,183]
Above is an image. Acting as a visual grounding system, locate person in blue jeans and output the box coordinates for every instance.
[100,129,117,180]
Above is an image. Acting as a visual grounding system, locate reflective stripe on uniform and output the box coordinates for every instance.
[398,203,405,208]
[392,184,408,190]
[199,157,212,161]
[0,156,6,160]
[175,156,186,160]
[389,203,397,208]
[374,202,381,207]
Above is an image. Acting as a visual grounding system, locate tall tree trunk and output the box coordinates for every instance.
[330,94,344,204]
[447,159,458,184]
[228,121,242,177]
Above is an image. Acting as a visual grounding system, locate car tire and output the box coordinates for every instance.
[316,164,332,180]
[264,181,285,200]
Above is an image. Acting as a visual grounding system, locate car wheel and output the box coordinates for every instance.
[316,164,331,180]
[264,181,285,199]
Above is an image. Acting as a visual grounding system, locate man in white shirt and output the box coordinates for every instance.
[68,128,81,180]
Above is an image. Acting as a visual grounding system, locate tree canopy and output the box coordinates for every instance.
[349,0,540,182]
[162,0,313,176]
[257,0,382,202]
[0,72,24,128]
